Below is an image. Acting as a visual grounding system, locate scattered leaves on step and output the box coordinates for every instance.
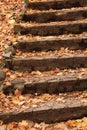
[0,91,87,115]
[14,48,87,59]
[3,67,87,87]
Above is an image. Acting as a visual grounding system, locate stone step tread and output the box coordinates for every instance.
[28,0,86,3]
[4,68,87,94]
[1,91,87,123]
[15,19,87,27]
[13,49,87,59]
[14,34,87,51]
[14,19,87,36]
[15,33,87,41]
[28,0,68,2]
[23,7,87,22]
[27,0,87,10]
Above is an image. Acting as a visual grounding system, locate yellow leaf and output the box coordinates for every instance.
[8,19,15,25]
[12,97,20,104]
[19,120,28,126]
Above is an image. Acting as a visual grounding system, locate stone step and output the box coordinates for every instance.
[14,19,87,36]
[23,7,87,23]
[6,51,87,71]
[4,68,87,94]
[1,91,87,123]
[27,0,87,10]
[14,35,87,52]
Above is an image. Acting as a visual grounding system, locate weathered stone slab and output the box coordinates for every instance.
[6,54,87,72]
[14,21,87,36]
[27,0,87,10]
[15,36,87,52]
[23,7,87,23]
[24,73,87,94]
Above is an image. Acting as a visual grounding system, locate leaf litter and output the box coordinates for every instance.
[0,0,87,129]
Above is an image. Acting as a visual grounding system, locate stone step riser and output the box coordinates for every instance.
[1,106,87,124]
[14,22,87,36]
[23,9,87,23]
[15,37,87,52]
[27,0,87,10]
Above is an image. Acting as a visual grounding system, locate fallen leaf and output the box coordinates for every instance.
[19,120,28,126]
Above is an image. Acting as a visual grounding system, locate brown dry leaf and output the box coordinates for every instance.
[5,81,11,86]
[45,127,53,130]
[28,121,34,128]
[10,74,16,79]
[41,94,51,100]
[53,128,60,130]
[66,120,77,127]
[80,98,87,103]
[82,117,87,123]
[7,122,17,130]
[17,72,23,77]
[0,120,3,126]
[14,89,21,96]
[56,97,65,103]
[17,125,26,130]
[29,128,37,130]
[56,123,69,130]
[2,68,9,73]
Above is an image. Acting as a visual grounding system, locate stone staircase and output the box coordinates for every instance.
[1,0,87,124]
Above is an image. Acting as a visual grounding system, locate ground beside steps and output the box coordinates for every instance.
[1,0,87,125]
